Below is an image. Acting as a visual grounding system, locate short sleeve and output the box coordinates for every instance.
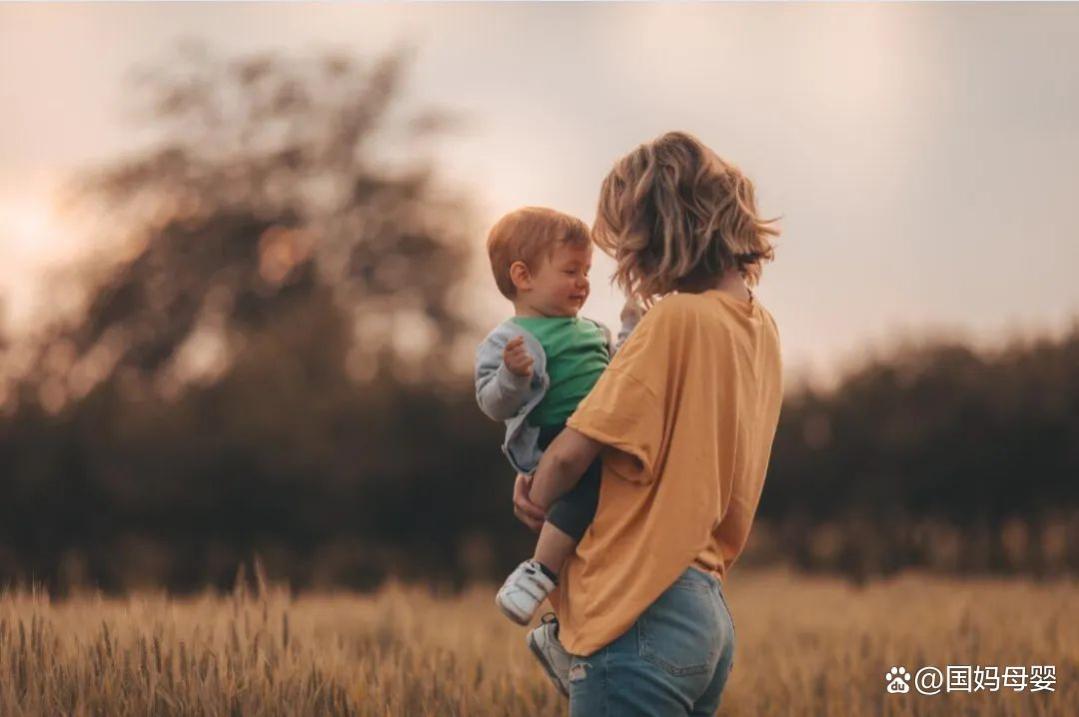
[566,303,677,485]
[567,368,663,484]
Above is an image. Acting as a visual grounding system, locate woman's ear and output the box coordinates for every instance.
[509,260,532,294]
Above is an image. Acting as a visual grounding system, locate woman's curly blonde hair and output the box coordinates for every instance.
[593,131,780,306]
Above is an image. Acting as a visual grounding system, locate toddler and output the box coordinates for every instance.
[474,206,637,626]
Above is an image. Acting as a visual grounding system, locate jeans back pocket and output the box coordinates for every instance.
[637,575,721,676]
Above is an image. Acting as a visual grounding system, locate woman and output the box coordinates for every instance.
[514,131,784,716]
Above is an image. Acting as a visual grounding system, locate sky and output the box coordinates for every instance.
[2,3,1078,385]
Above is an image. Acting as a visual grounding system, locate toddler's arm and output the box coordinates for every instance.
[475,333,536,421]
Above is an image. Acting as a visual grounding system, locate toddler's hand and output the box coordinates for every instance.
[503,336,534,378]
[620,296,645,324]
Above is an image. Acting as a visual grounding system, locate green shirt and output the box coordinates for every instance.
[511,316,610,427]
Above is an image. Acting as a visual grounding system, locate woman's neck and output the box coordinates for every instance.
[679,269,752,302]
[712,271,752,303]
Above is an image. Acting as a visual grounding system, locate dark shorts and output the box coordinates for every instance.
[538,423,602,541]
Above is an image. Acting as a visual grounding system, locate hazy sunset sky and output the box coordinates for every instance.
[2,3,1077,383]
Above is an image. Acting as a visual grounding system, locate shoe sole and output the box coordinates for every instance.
[527,632,570,698]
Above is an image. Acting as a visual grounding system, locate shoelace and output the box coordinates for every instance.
[539,611,559,637]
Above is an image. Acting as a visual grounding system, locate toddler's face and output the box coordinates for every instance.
[527,243,592,317]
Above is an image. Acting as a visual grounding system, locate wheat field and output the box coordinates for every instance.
[0,568,1074,716]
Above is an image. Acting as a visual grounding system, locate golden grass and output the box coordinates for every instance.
[0,568,1075,716]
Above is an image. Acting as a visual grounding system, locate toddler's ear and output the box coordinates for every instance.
[509,260,532,293]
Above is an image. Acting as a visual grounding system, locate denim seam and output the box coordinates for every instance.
[715,586,736,675]
[716,586,736,636]
[602,646,610,717]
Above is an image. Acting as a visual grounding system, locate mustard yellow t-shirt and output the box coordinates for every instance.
[549,289,783,656]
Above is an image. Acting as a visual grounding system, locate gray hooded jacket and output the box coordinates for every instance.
[474,313,637,475]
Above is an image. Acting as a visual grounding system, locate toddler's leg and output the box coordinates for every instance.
[496,457,602,626]
[537,454,602,575]
[533,520,579,580]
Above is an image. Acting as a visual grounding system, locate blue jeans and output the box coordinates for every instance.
[568,566,736,716]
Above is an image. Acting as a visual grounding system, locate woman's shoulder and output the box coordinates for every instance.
[617,294,700,352]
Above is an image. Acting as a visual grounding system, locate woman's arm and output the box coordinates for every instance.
[529,427,603,510]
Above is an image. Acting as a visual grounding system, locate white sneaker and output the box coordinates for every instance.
[527,613,572,697]
[495,558,556,625]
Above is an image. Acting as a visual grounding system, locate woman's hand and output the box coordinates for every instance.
[512,473,546,533]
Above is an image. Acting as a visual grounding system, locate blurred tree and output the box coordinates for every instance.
[0,46,525,594]
[763,326,1079,578]
[32,43,471,403]
[1,44,1076,590]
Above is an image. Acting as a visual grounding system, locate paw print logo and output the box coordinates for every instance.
[885,666,911,694]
